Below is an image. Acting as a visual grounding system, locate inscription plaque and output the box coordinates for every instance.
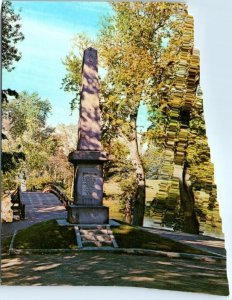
[82,173,98,196]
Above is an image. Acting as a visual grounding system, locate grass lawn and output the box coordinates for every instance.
[13,220,77,249]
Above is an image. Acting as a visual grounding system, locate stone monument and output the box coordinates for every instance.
[67,47,109,224]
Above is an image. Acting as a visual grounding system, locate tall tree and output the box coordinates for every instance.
[2,92,51,191]
[97,2,187,225]
[2,0,24,141]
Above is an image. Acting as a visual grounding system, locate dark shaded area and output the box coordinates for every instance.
[180,109,190,126]
[2,152,25,173]
[11,186,25,220]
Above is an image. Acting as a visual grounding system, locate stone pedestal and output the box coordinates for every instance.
[67,205,109,224]
[67,47,109,224]
[68,150,108,224]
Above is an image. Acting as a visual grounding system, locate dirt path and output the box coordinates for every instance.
[1,252,229,295]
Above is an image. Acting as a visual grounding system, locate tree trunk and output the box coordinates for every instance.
[128,126,146,226]
[174,164,199,234]
[125,199,132,224]
[118,116,146,226]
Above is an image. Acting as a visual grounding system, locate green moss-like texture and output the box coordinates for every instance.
[14,220,77,249]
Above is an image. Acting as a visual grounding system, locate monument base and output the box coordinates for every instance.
[67,205,109,224]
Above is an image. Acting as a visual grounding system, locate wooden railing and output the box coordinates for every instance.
[11,186,25,220]
[43,184,73,209]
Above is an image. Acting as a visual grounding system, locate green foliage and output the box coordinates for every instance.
[2,0,24,71]
[2,236,12,253]
[2,0,24,142]
[2,92,53,193]
[142,145,164,179]
[1,150,25,193]
[61,52,82,111]
[144,17,219,232]
[1,170,18,192]
[61,3,187,139]
[98,3,187,140]
[6,92,52,173]
[61,33,95,110]
[2,91,74,195]
[98,3,188,226]
[26,176,53,191]
[8,92,51,139]
[103,140,131,180]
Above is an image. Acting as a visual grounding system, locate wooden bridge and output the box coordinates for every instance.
[2,187,68,237]
[21,191,67,220]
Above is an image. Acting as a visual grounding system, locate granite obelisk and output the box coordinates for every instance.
[67,47,109,224]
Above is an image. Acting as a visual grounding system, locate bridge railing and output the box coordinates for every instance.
[11,186,26,220]
[43,184,73,209]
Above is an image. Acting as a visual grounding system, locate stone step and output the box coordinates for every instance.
[79,225,108,230]
[80,229,109,235]
[81,235,112,242]
[82,241,113,247]
[74,225,118,249]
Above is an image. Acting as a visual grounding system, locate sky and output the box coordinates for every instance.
[2,1,111,125]
[3,1,150,130]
